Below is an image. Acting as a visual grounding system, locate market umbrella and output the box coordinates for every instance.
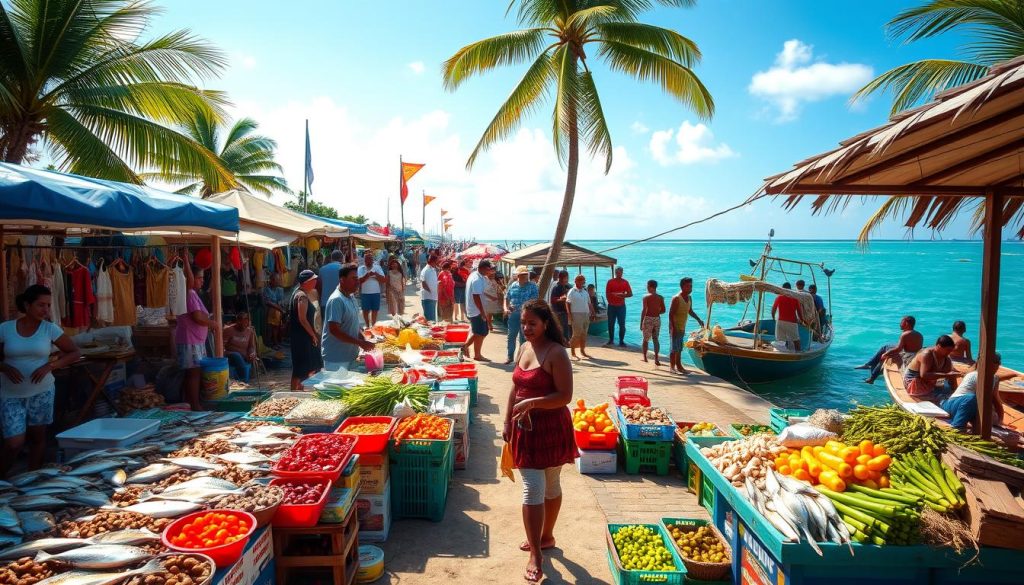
[458,243,508,260]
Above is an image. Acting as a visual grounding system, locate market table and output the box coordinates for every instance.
[66,348,136,425]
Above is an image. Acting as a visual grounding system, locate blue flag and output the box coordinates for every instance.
[304,120,314,191]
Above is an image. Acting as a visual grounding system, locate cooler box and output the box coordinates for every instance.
[576,449,617,474]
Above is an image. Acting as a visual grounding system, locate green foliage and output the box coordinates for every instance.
[285,193,339,219]
[0,0,230,184]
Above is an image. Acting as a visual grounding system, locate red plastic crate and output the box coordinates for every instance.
[574,427,620,450]
[611,390,651,407]
[269,478,332,528]
[161,509,257,569]
[616,376,649,392]
[336,416,397,454]
[271,433,355,482]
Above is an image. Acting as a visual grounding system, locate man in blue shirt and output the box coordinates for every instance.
[808,283,826,329]
[502,266,539,364]
[322,264,374,370]
[318,250,343,301]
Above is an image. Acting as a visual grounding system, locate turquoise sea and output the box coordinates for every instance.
[503,240,1024,411]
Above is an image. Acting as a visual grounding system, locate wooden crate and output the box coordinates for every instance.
[961,476,1024,551]
[273,505,360,585]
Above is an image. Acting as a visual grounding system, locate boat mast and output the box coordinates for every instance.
[752,230,773,349]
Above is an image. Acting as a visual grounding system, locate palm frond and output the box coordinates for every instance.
[507,0,568,26]
[595,21,701,67]
[443,28,549,91]
[238,174,292,197]
[222,117,260,150]
[886,0,1024,64]
[567,5,620,29]
[63,83,225,127]
[851,59,988,115]
[597,40,713,119]
[858,196,914,245]
[466,49,555,169]
[0,4,30,92]
[578,70,613,173]
[590,0,697,21]
[552,44,581,167]
[44,106,140,183]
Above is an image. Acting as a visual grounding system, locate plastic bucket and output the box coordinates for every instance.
[199,357,229,400]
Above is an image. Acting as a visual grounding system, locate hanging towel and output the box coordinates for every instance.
[96,266,114,325]
[50,262,65,324]
[168,266,187,316]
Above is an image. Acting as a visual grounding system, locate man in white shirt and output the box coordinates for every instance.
[357,252,386,328]
[566,273,595,359]
[419,253,439,321]
[463,259,494,361]
[940,352,1005,432]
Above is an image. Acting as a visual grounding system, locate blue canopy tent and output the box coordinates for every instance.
[302,213,367,234]
[0,163,239,354]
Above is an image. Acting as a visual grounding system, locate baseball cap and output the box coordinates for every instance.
[297,269,317,284]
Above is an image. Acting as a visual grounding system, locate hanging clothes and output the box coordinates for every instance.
[96,265,114,325]
[132,259,147,307]
[50,261,66,324]
[168,265,187,316]
[253,251,266,289]
[109,265,136,326]
[26,260,37,288]
[67,265,96,328]
[241,255,253,295]
[145,264,169,308]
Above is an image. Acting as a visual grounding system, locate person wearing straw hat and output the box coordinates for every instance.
[503,266,539,364]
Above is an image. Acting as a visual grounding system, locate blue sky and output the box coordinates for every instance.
[156,0,973,240]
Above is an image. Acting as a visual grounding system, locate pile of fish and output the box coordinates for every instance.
[744,469,855,557]
[0,412,302,582]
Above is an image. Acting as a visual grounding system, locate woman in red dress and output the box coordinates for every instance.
[504,299,577,583]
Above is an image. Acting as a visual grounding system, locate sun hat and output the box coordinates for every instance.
[514,266,530,276]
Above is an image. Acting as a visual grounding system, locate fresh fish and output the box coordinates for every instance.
[0,537,88,560]
[102,469,127,486]
[20,486,70,496]
[743,478,764,514]
[64,491,112,507]
[802,494,829,541]
[35,558,165,585]
[126,463,183,484]
[764,468,782,495]
[765,509,800,542]
[250,425,297,437]
[35,544,151,569]
[157,431,198,444]
[775,471,820,497]
[216,450,270,465]
[159,477,238,493]
[10,468,62,486]
[88,527,160,546]
[158,457,223,471]
[0,481,13,489]
[142,486,242,503]
[110,500,202,518]
[68,459,131,477]
[29,477,96,490]
[0,533,22,548]
[8,495,66,511]
[236,463,269,472]
[18,511,56,534]
[777,490,824,556]
[0,504,22,535]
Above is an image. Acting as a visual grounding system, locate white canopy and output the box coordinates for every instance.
[206,190,349,239]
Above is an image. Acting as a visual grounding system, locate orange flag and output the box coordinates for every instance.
[400,161,425,204]
[440,208,448,217]
[423,195,436,207]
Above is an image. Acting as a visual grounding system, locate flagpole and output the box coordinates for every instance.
[399,156,405,246]
[304,119,310,213]
[422,190,426,236]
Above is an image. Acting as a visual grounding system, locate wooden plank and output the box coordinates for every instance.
[961,476,1024,550]
[978,189,1004,439]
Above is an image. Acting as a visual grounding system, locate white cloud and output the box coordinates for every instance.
[235,53,257,71]
[408,61,425,75]
[649,121,736,166]
[748,39,873,122]
[630,121,649,134]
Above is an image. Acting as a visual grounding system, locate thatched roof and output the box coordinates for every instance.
[500,241,617,268]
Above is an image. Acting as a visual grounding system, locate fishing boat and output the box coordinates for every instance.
[882,359,1024,444]
[685,236,834,383]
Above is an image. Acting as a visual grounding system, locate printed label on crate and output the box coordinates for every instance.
[738,521,785,585]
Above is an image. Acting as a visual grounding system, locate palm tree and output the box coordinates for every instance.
[850,0,1024,241]
[444,0,714,294]
[0,0,233,185]
[155,114,291,197]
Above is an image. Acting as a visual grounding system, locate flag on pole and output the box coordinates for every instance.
[440,208,448,217]
[423,195,436,207]
[304,121,314,189]
[400,161,425,204]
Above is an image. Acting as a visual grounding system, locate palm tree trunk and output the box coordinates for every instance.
[3,121,36,164]
[537,99,580,302]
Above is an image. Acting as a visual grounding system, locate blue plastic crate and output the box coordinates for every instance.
[615,406,675,442]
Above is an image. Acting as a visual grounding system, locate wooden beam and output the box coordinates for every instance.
[763,184,993,196]
[910,137,1024,186]
[210,235,223,358]
[977,189,1003,440]
[836,104,1024,184]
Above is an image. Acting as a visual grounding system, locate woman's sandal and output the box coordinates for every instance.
[519,540,555,551]
[524,565,544,583]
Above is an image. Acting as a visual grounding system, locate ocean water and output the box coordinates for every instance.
[509,240,1024,411]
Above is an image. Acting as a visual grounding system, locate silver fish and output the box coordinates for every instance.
[88,527,160,546]
[35,544,151,569]
[10,468,62,486]
[764,468,782,495]
[8,495,66,511]
[802,494,829,541]
[216,451,270,465]
[20,486,70,497]
[126,463,183,484]
[18,511,55,534]
[29,477,96,490]
[102,469,127,486]
[35,558,165,585]
[0,537,88,560]
[158,457,223,471]
[250,425,297,437]
[0,533,21,547]
[0,481,12,489]
[775,471,820,497]
[0,504,22,535]
[777,490,823,556]
[64,448,121,466]
[142,486,242,503]
[68,459,131,477]
[744,478,764,514]
[64,491,112,507]
[765,509,800,542]
[160,477,238,493]
[111,500,202,518]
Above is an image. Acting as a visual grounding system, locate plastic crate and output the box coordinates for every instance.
[575,427,620,450]
[769,408,813,433]
[673,430,688,476]
[616,406,675,442]
[605,524,686,585]
[202,390,270,412]
[615,376,649,392]
[727,423,776,439]
[699,471,715,513]
[336,416,397,454]
[437,377,477,407]
[620,436,672,476]
[389,418,454,460]
[269,478,332,528]
[686,461,701,495]
[390,439,452,521]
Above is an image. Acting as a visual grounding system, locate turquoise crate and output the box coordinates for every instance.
[699,472,714,513]
[620,436,672,476]
[606,524,686,585]
[727,423,775,439]
[438,377,477,407]
[769,408,812,433]
[616,406,675,442]
[673,434,688,477]
[390,440,452,521]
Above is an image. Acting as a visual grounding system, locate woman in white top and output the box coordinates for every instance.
[0,285,80,476]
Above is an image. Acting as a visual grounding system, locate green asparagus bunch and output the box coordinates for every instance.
[889,451,966,513]
[818,485,923,546]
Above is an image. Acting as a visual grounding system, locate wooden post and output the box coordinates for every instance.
[977,189,1003,440]
[211,235,224,358]
[0,226,7,321]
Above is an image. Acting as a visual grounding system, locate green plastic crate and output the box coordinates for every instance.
[388,421,454,460]
[620,436,672,476]
[202,390,269,412]
[390,440,452,521]
[769,408,812,433]
[606,524,686,585]
[699,470,714,513]
[673,433,688,477]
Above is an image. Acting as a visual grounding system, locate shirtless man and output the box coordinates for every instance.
[904,335,959,396]
[858,315,924,384]
[950,320,973,364]
[639,280,666,366]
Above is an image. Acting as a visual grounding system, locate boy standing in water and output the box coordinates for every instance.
[639,280,666,366]
[669,277,704,375]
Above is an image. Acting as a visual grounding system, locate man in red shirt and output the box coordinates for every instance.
[604,266,633,347]
[771,282,804,351]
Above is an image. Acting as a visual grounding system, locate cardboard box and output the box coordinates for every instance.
[213,524,274,585]
[356,480,391,542]
[358,452,389,495]
[338,454,360,491]
[576,449,617,474]
[454,430,469,470]
[319,486,358,524]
